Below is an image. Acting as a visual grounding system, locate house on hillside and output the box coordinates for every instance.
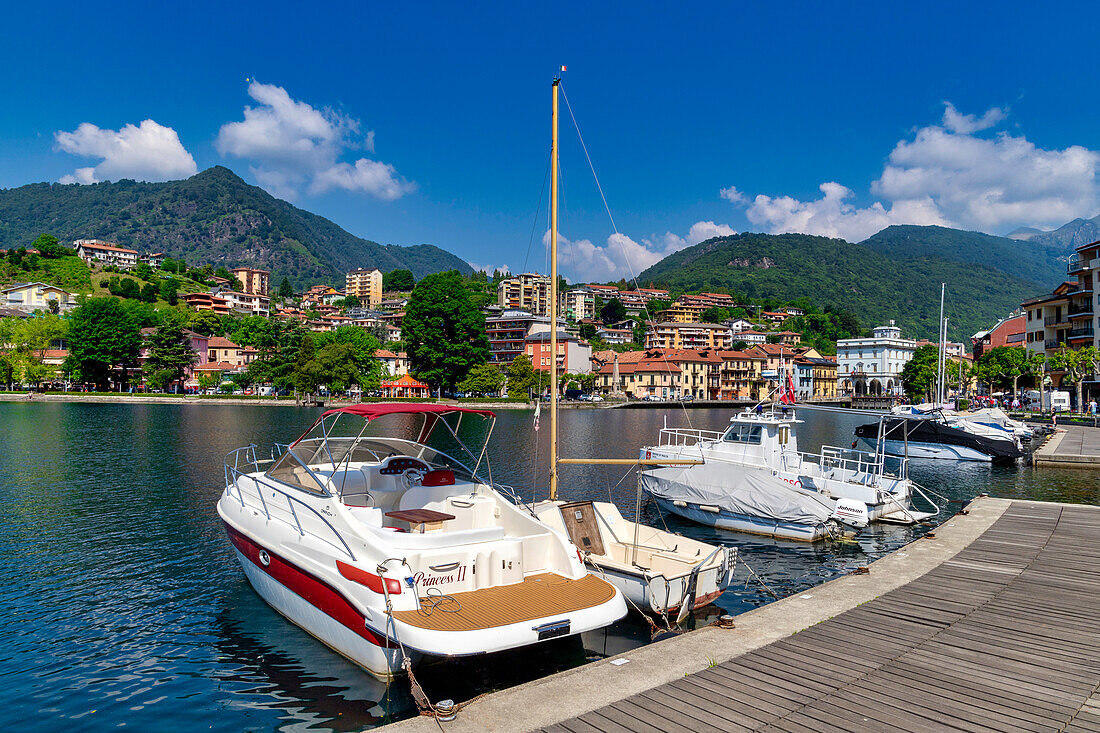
[74,239,138,269]
[1,282,77,313]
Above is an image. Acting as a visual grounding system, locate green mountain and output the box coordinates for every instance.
[0,166,472,284]
[860,224,1065,287]
[638,231,1048,342]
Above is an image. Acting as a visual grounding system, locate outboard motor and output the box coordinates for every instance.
[830,498,869,533]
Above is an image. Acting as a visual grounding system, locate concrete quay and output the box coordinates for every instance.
[383,496,1100,732]
[1033,425,1100,467]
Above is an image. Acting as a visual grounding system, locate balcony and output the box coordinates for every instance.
[1068,307,1095,320]
[1045,316,1070,327]
[1067,327,1095,341]
[1044,340,1060,349]
[1067,257,1084,273]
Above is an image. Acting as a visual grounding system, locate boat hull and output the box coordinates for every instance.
[860,437,993,462]
[650,496,837,543]
[225,523,410,679]
[588,559,724,615]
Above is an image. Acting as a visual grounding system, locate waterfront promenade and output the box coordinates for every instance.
[1034,425,1100,467]
[385,498,1100,732]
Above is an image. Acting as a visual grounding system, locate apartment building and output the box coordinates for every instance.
[497,273,551,315]
[645,322,732,350]
[182,292,231,315]
[345,267,383,306]
[525,331,593,374]
[74,239,139,269]
[715,350,766,400]
[562,289,596,320]
[485,309,567,366]
[220,290,271,317]
[0,282,77,313]
[971,312,1026,363]
[231,267,270,296]
[663,301,707,323]
[1022,240,1100,397]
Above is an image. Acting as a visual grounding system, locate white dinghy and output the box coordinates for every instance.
[218,403,626,680]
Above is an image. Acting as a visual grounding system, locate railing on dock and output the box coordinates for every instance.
[223,445,356,561]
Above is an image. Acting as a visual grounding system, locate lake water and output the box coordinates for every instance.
[2,402,1097,731]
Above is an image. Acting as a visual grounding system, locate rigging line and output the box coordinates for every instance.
[522,147,553,276]
[560,82,695,429]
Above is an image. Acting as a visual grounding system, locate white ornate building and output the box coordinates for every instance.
[836,321,917,396]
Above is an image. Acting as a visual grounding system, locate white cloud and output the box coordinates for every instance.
[550,220,737,282]
[941,102,1005,134]
[737,102,1100,241]
[469,262,511,275]
[215,81,412,200]
[720,186,747,205]
[55,120,197,184]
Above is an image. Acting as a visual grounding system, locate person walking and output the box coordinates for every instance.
[1090,397,1097,426]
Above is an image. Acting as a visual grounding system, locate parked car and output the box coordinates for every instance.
[679,394,695,401]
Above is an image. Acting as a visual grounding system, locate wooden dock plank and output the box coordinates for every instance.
[546,500,1100,732]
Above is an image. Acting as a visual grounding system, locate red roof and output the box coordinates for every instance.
[321,403,496,420]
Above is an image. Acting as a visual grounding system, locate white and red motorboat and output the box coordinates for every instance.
[218,403,627,680]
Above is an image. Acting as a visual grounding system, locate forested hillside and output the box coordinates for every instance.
[0,166,471,285]
[638,232,1044,341]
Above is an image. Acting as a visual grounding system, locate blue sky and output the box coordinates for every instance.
[3,1,1099,281]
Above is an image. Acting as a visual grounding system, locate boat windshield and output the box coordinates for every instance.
[265,410,493,495]
[723,424,763,444]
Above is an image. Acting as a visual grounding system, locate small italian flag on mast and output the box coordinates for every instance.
[559,65,567,72]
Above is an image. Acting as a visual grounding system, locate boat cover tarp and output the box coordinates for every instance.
[639,463,834,526]
[855,418,1023,461]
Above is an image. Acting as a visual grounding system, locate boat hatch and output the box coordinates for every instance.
[557,501,606,556]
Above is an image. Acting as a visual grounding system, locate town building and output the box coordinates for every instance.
[715,350,766,400]
[726,318,755,333]
[376,349,410,377]
[0,282,77,313]
[497,273,551,315]
[207,336,258,368]
[525,331,593,374]
[645,322,732,350]
[562,289,596,321]
[836,322,917,396]
[485,309,566,367]
[770,330,803,346]
[663,301,707,323]
[595,327,633,344]
[794,356,839,399]
[345,268,383,306]
[735,330,767,345]
[231,267,270,296]
[182,292,231,315]
[380,374,430,398]
[142,252,166,269]
[971,312,1026,363]
[1022,240,1100,399]
[217,289,270,317]
[74,239,139,269]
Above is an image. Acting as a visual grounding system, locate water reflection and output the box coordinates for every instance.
[0,402,1094,732]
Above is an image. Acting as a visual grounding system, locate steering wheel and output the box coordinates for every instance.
[402,467,427,488]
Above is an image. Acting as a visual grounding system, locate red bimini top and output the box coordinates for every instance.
[320,403,496,421]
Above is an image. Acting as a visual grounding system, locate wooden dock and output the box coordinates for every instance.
[544,501,1100,733]
[382,498,1100,732]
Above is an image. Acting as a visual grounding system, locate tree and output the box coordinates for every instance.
[383,269,415,292]
[189,311,224,336]
[458,363,505,395]
[159,277,179,305]
[899,345,940,401]
[314,326,383,390]
[600,298,626,325]
[1049,345,1099,412]
[312,343,361,392]
[197,372,220,391]
[278,277,294,298]
[31,234,66,259]
[403,271,490,390]
[336,295,361,310]
[143,315,198,391]
[5,314,68,387]
[214,266,242,291]
[66,298,141,389]
[140,282,158,303]
[0,354,13,387]
[732,340,749,351]
[578,323,597,340]
[977,346,1026,395]
[293,335,320,395]
[246,318,309,392]
[134,262,155,282]
[506,355,543,399]
[230,316,277,351]
[700,306,729,324]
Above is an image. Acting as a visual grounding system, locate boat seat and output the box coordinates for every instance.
[399,483,468,512]
[347,506,384,527]
[332,467,373,507]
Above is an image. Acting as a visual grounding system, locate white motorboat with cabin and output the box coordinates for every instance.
[640,407,933,531]
[218,403,627,680]
[857,406,1026,463]
[525,71,735,619]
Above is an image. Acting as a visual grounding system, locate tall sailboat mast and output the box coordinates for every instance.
[549,75,560,500]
